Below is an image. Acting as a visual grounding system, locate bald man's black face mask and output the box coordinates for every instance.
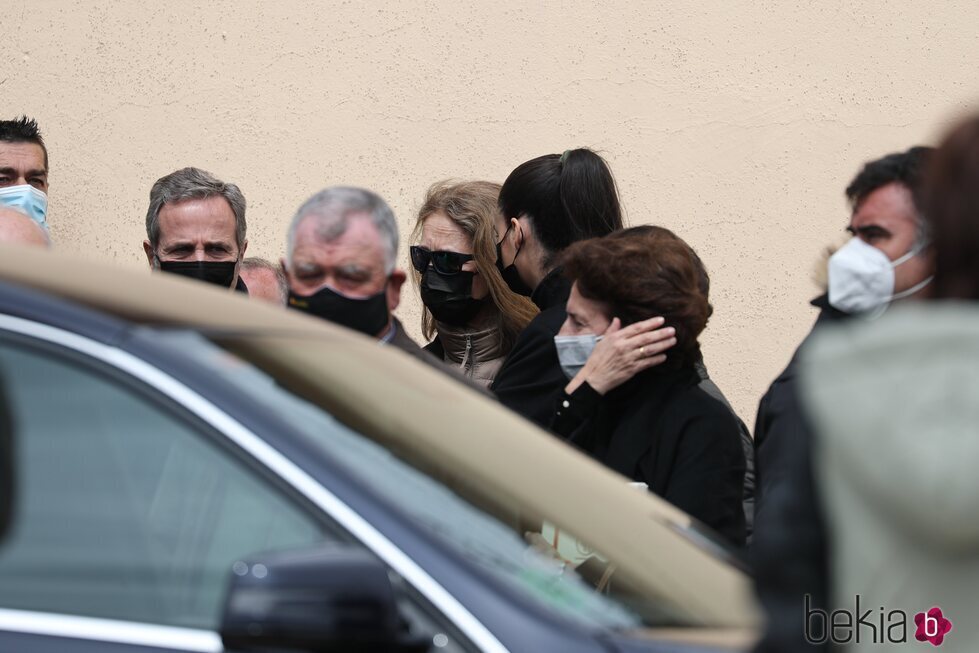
[288,284,390,337]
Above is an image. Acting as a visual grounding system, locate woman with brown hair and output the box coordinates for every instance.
[550,228,747,546]
[411,181,538,387]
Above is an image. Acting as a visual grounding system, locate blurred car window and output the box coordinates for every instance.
[284,395,643,628]
[0,337,326,629]
[191,332,660,628]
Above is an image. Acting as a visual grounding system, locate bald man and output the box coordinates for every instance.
[0,207,50,248]
[239,257,287,305]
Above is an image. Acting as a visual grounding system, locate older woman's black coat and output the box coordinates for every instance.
[551,365,747,546]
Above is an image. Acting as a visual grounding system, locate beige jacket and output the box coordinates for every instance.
[800,303,979,652]
[428,321,506,389]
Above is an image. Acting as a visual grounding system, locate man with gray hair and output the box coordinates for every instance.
[142,166,248,291]
[283,186,419,349]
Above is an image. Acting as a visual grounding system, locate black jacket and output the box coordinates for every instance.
[490,268,571,428]
[753,295,848,511]
[387,317,422,352]
[492,268,755,536]
[697,366,756,542]
[751,294,846,653]
[751,384,828,653]
[550,365,747,547]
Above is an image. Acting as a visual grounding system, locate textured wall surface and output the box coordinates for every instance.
[3,1,978,424]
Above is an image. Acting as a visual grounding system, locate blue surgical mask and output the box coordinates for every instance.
[0,184,48,229]
[554,334,603,380]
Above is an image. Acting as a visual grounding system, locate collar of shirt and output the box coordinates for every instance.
[378,320,396,344]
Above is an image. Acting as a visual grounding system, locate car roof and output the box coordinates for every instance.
[0,244,759,628]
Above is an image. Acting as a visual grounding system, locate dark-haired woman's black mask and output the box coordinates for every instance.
[495,225,533,297]
[159,259,238,289]
[420,268,486,326]
[288,285,389,337]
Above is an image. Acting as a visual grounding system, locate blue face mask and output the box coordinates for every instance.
[0,184,48,229]
[554,334,603,380]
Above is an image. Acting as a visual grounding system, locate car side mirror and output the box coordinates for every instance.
[220,545,431,653]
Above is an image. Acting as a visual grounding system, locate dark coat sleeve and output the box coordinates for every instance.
[696,373,755,542]
[643,395,747,547]
[755,305,845,515]
[422,336,444,359]
[750,303,833,652]
[751,386,828,653]
[548,382,603,441]
[753,356,806,516]
[491,307,568,429]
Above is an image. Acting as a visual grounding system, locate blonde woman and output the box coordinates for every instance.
[411,181,538,387]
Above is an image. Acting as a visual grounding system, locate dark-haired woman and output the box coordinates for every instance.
[550,229,746,546]
[490,148,670,426]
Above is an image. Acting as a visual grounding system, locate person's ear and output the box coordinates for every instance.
[387,269,406,312]
[510,217,524,250]
[280,257,296,290]
[142,240,156,269]
[230,240,249,291]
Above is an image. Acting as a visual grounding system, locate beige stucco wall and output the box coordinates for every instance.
[3,1,978,425]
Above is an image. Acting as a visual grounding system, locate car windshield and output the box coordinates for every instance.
[284,385,645,629]
[182,333,656,629]
[147,331,728,629]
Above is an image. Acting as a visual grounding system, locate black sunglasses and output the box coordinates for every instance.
[410,245,474,275]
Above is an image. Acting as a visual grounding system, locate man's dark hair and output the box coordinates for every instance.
[0,116,47,170]
[498,148,623,263]
[845,146,933,211]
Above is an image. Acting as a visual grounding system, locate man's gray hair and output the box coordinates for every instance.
[146,167,246,250]
[287,186,399,273]
[241,256,288,302]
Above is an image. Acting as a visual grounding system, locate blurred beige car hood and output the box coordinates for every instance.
[0,245,760,631]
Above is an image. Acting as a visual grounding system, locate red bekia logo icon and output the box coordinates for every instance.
[914,607,952,647]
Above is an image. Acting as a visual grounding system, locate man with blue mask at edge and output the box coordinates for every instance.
[752,146,935,653]
[143,167,249,292]
[0,116,50,230]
